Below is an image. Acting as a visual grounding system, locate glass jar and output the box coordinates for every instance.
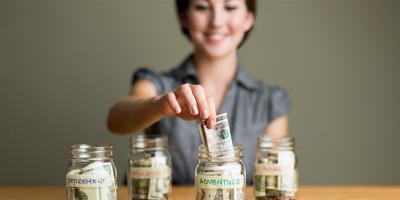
[195,144,246,200]
[66,144,117,200]
[253,136,298,200]
[128,134,172,200]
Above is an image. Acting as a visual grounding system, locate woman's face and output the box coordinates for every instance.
[184,0,254,58]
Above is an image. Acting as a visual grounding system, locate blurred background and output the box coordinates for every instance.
[1,0,399,185]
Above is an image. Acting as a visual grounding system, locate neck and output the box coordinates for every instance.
[193,51,238,87]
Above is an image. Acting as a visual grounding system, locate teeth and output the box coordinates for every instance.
[207,33,224,41]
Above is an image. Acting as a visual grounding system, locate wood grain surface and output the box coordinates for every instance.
[0,186,399,200]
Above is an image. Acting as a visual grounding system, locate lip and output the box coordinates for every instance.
[205,32,227,44]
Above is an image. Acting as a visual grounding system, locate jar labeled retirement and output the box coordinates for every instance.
[128,134,172,200]
[66,144,117,200]
[253,136,298,200]
[195,144,246,200]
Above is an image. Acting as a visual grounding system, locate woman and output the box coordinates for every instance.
[107,0,290,184]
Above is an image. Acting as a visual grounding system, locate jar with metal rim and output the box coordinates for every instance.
[195,144,246,200]
[253,136,298,200]
[128,134,172,200]
[66,144,117,200]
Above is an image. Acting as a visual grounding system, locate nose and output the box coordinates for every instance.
[210,7,225,28]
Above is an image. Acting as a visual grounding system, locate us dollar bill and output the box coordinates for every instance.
[130,156,170,200]
[198,113,234,154]
[66,161,117,200]
[148,157,170,199]
[254,151,297,200]
[130,158,152,200]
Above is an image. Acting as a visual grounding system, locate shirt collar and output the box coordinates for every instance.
[173,55,258,90]
[236,63,259,90]
[174,55,198,83]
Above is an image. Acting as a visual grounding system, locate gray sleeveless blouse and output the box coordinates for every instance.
[131,55,290,184]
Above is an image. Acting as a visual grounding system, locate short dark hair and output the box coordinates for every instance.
[175,0,257,48]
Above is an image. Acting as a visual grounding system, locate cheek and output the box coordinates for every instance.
[188,14,209,31]
[228,14,249,33]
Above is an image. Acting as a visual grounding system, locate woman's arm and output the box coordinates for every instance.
[107,80,163,134]
[265,115,289,138]
[107,80,216,135]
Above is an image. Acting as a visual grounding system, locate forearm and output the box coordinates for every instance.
[266,116,289,138]
[107,95,164,134]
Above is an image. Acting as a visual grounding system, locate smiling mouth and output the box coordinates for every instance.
[205,33,226,43]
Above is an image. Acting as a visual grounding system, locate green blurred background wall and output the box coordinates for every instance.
[1,0,399,185]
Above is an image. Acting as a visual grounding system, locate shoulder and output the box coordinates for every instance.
[239,73,291,121]
[257,81,290,108]
[262,84,290,101]
[131,66,179,95]
[233,65,291,125]
[259,83,291,122]
[240,76,288,100]
[131,56,195,94]
[132,67,176,84]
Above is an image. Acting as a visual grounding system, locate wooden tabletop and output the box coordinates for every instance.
[1,186,400,200]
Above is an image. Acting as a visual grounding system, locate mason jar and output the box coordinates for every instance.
[253,136,298,200]
[66,144,117,200]
[128,134,172,200]
[195,144,246,200]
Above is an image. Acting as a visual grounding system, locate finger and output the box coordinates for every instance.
[191,85,209,119]
[176,84,198,115]
[206,96,216,129]
[166,92,181,114]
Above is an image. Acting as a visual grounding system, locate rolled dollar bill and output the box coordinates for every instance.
[198,113,234,154]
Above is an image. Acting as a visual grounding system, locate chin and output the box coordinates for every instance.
[202,45,236,59]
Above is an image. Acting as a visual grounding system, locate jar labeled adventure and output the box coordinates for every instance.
[66,144,117,200]
[253,136,298,200]
[128,134,172,200]
[195,144,246,200]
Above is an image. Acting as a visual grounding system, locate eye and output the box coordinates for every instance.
[225,5,238,11]
[225,3,238,11]
[194,4,209,11]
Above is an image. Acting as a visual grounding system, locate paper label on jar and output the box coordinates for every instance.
[130,166,170,179]
[66,174,114,187]
[195,175,244,189]
[254,163,295,176]
[254,163,297,196]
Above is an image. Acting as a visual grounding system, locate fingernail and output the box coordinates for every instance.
[191,106,198,115]
[202,109,209,119]
[208,119,215,129]
[175,106,181,113]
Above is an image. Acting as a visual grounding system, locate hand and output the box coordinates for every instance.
[155,83,216,128]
